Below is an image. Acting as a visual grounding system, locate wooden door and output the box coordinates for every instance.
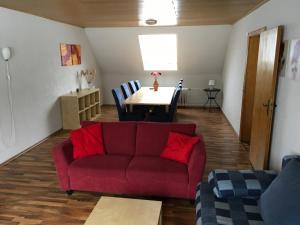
[249,26,283,170]
[240,35,260,143]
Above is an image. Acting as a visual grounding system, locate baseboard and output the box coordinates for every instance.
[220,108,239,138]
[0,128,62,167]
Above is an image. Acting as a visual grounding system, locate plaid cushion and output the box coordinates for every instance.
[208,170,277,199]
[196,182,264,225]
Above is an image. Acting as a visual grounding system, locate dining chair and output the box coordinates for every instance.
[153,85,181,113]
[134,80,141,90]
[128,80,138,94]
[148,87,181,122]
[177,80,183,88]
[120,83,149,113]
[112,88,145,121]
[120,83,131,99]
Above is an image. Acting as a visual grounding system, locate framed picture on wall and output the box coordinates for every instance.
[71,44,81,65]
[60,43,72,66]
[286,39,300,82]
[60,43,81,66]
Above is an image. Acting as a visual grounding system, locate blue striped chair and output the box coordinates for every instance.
[120,83,131,99]
[134,80,141,90]
[148,87,181,122]
[128,80,138,94]
[112,88,145,121]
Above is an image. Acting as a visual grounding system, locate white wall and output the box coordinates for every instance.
[222,0,300,170]
[0,7,101,164]
[85,26,232,105]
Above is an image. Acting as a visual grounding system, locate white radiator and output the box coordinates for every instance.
[178,88,222,107]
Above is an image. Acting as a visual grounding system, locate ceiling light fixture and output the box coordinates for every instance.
[145,19,157,25]
[139,0,177,26]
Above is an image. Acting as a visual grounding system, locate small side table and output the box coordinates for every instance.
[203,88,221,110]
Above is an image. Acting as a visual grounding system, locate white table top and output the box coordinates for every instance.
[124,87,175,106]
[84,196,162,225]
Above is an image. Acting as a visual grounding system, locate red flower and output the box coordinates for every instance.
[150,72,162,77]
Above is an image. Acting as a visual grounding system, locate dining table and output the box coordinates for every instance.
[124,86,175,112]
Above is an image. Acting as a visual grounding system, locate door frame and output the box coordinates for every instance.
[239,27,267,143]
[249,26,284,169]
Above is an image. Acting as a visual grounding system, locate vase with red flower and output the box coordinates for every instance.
[150,72,161,91]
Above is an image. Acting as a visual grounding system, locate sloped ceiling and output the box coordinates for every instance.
[85,26,232,104]
[0,0,268,27]
[85,26,232,76]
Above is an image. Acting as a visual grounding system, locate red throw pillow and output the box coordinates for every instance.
[71,123,105,159]
[160,132,200,164]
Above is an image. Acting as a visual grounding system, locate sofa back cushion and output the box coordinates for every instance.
[102,122,137,156]
[259,159,300,225]
[135,122,196,156]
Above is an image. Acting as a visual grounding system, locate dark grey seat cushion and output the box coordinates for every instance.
[208,170,277,199]
[259,159,300,225]
[196,182,264,225]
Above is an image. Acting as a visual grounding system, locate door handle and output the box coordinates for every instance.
[263,99,275,116]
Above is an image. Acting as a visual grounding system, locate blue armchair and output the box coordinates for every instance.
[196,155,300,225]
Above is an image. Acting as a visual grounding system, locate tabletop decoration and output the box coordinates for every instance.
[151,71,161,91]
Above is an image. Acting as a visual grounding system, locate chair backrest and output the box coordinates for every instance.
[176,81,183,88]
[120,83,131,99]
[128,80,138,94]
[172,84,182,100]
[168,87,181,120]
[112,88,126,119]
[134,80,141,90]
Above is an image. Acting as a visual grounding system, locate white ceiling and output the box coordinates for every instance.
[85,25,232,76]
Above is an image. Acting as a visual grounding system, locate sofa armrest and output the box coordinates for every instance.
[188,139,206,198]
[208,169,277,199]
[52,139,74,190]
[282,155,300,169]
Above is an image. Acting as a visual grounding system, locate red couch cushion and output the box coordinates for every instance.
[135,122,196,156]
[126,156,188,184]
[102,122,137,155]
[70,123,105,159]
[160,132,201,164]
[69,155,132,181]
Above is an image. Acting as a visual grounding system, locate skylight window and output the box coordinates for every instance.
[138,34,177,71]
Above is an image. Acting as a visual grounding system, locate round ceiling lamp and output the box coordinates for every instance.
[145,18,157,25]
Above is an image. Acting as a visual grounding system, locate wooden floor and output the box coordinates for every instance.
[0,106,251,225]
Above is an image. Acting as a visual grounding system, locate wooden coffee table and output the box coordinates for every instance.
[84,196,162,225]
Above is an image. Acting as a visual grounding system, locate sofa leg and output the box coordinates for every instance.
[66,190,73,196]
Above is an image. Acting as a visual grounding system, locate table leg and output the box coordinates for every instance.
[213,91,221,110]
[165,105,169,112]
[129,105,133,112]
[158,210,162,225]
[203,92,210,107]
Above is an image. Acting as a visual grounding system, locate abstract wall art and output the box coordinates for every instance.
[60,43,72,66]
[286,39,300,82]
[60,43,81,66]
[71,44,81,65]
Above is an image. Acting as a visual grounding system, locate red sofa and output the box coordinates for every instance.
[52,122,206,199]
